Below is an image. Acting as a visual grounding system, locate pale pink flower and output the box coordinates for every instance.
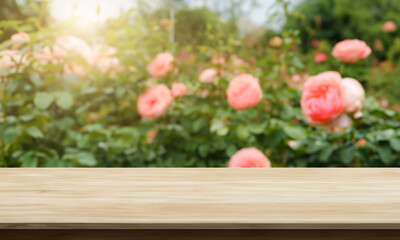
[171,82,187,98]
[199,68,218,83]
[64,63,87,77]
[323,114,353,133]
[314,53,327,63]
[226,73,263,110]
[0,50,26,74]
[211,56,225,65]
[288,140,299,150]
[332,39,372,63]
[382,21,397,33]
[229,147,271,168]
[10,32,30,49]
[55,35,93,63]
[137,84,173,119]
[340,78,365,118]
[96,57,122,74]
[287,73,308,91]
[146,52,174,79]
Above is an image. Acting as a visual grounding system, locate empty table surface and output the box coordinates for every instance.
[0,168,400,229]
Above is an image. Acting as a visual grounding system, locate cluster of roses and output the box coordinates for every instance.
[139,52,267,168]
[138,53,262,119]
[140,38,372,168]
[301,39,371,133]
[0,33,122,79]
[0,31,376,169]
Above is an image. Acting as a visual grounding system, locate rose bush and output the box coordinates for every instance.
[0,2,399,168]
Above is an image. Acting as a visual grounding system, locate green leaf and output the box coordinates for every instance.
[20,152,38,167]
[34,92,54,110]
[116,87,125,98]
[75,152,97,166]
[19,114,34,122]
[210,119,229,136]
[265,129,286,147]
[22,156,39,167]
[280,104,294,120]
[389,138,400,152]
[377,145,392,165]
[192,117,207,132]
[247,123,265,134]
[295,159,308,167]
[319,146,335,162]
[3,127,20,144]
[64,151,97,166]
[226,144,237,157]
[283,125,307,140]
[236,125,249,140]
[26,126,44,138]
[198,145,209,158]
[378,129,396,141]
[30,73,43,87]
[340,146,356,165]
[54,91,74,110]
[5,79,19,93]
[307,140,327,154]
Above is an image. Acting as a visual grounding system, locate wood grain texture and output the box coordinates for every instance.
[0,168,400,229]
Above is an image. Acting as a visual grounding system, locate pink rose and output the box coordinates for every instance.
[0,50,18,71]
[340,78,365,118]
[64,63,87,77]
[291,74,301,83]
[314,53,327,63]
[171,82,187,98]
[199,68,218,83]
[146,52,174,79]
[197,89,210,98]
[11,32,30,49]
[226,73,262,110]
[90,46,123,74]
[332,39,372,63]
[211,56,225,65]
[137,84,172,119]
[35,46,53,62]
[301,71,344,125]
[0,50,26,74]
[55,35,93,64]
[228,147,271,168]
[229,55,250,69]
[323,114,353,133]
[96,57,122,74]
[380,99,389,108]
[382,21,397,33]
[287,73,307,91]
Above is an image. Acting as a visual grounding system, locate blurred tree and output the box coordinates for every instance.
[0,0,48,41]
[151,0,261,48]
[174,8,221,47]
[285,0,400,57]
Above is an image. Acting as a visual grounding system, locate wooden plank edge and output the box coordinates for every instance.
[2,223,400,230]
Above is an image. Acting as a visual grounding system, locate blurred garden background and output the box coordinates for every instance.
[0,0,400,167]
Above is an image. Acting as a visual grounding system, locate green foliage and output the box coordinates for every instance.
[0,2,399,168]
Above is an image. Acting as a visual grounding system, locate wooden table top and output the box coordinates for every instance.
[0,168,400,229]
